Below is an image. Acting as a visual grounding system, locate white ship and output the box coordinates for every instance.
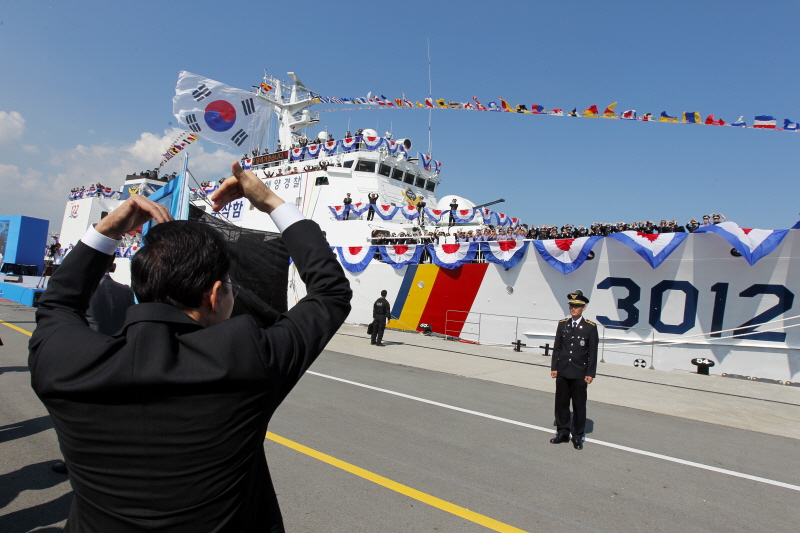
[57,72,800,384]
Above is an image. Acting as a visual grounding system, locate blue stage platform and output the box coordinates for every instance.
[0,276,46,307]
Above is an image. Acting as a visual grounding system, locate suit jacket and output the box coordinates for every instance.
[85,274,136,335]
[551,317,599,379]
[28,219,352,533]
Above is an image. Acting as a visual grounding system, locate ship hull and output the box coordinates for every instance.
[321,230,800,383]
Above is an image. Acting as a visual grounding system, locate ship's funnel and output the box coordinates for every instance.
[395,138,412,150]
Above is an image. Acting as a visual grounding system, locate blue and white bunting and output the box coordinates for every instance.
[607,231,688,269]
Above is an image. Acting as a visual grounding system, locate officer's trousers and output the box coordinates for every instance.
[554,376,588,439]
[370,319,386,344]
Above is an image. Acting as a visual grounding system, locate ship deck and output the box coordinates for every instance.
[2,300,799,532]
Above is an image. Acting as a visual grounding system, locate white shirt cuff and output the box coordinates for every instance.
[270,203,305,233]
[81,226,122,255]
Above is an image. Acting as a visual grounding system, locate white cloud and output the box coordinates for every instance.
[0,130,239,232]
[0,111,25,143]
[22,144,39,154]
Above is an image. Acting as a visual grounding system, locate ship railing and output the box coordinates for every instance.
[444,310,657,367]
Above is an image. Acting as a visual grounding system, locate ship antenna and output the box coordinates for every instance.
[427,37,433,156]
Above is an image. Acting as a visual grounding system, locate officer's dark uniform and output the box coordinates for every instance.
[550,290,598,449]
[343,195,353,220]
[371,296,391,346]
[367,192,379,221]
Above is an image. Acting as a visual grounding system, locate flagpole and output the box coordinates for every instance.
[427,37,433,157]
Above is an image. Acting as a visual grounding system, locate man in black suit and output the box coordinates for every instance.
[28,161,352,532]
[85,262,136,335]
[370,289,391,346]
[549,290,598,450]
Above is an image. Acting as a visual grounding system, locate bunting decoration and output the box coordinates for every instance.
[424,208,445,223]
[532,237,602,275]
[400,205,421,220]
[373,204,399,220]
[607,231,689,269]
[326,204,520,226]
[692,222,789,266]
[379,244,424,268]
[429,243,479,269]
[68,187,122,201]
[480,240,530,270]
[335,246,377,273]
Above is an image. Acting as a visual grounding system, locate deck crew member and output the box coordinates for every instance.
[371,290,391,346]
[550,290,598,450]
[367,192,379,221]
[343,193,353,220]
[416,197,426,225]
[448,198,458,228]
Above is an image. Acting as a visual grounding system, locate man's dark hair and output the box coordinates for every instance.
[380,290,387,297]
[131,221,230,310]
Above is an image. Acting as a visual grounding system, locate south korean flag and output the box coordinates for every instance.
[173,71,270,152]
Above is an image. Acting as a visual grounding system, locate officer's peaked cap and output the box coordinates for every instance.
[567,290,589,306]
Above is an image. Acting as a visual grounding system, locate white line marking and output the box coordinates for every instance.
[308,370,800,492]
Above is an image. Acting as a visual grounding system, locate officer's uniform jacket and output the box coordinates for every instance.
[551,317,599,379]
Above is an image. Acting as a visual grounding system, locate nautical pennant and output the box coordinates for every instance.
[481,240,530,270]
[532,236,602,274]
[607,231,688,269]
[692,222,789,266]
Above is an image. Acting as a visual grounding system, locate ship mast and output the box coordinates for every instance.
[254,71,319,150]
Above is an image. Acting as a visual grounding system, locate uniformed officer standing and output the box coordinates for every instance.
[550,290,598,450]
[371,290,391,346]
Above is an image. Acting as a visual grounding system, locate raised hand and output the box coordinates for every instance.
[211,162,285,214]
[94,195,172,239]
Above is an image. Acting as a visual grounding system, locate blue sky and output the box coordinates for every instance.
[1,1,799,231]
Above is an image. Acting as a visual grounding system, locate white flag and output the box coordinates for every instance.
[172,71,270,153]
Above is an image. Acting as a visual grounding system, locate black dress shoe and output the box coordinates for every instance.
[51,461,68,474]
[572,438,583,450]
[370,341,376,345]
[549,433,570,444]
[376,343,385,347]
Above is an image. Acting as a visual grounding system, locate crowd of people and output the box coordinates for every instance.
[69,182,109,195]
[368,213,729,245]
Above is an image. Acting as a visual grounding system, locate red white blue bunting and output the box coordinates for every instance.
[290,147,305,161]
[322,140,340,154]
[480,240,530,270]
[387,140,408,157]
[305,144,322,158]
[68,187,121,201]
[692,222,789,266]
[424,208,445,223]
[429,242,479,269]
[452,208,477,224]
[114,246,140,258]
[335,246,377,272]
[792,220,800,230]
[341,137,358,151]
[374,204,399,220]
[379,244,424,268]
[400,205,420,220]
[329,203,367,219]
[532,237,602,274]
[607,231,688,269]
[362,135,384,150]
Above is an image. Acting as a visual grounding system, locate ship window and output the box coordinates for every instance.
[415,176,425,188]
[315,176,329,186]
[391,169,404,181]
[403,172,415,184]
[425,180,436,192]
[355,160,376,173]
[343,160,354,168]
[378,163,392,177]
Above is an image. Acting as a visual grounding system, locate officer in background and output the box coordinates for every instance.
[366,192,379,221]
[550,290,598,450]
[343,193,353,220]
[371,290,391,346]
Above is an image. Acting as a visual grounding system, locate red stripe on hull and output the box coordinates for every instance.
[418,263,489,336]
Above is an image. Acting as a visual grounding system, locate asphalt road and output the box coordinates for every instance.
[2,295,799,532]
